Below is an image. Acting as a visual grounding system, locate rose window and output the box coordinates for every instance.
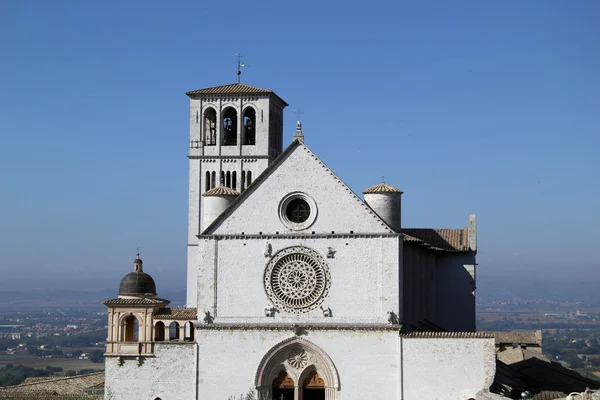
[287,348,309,369]
[264,247,331,314]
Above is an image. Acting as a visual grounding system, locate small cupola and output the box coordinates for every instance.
[118,254,157,298]
[202,186,240,229]
[363,180,403,232]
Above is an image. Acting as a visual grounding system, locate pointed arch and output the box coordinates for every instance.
[254,337,340,392]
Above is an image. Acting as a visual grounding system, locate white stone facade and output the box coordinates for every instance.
[104,343,196,400]
[104,83,490,400]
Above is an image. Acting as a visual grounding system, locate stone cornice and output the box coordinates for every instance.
[187,155,274,160]
[198,233,401,240]
[400,332,494,339]
[194,322,402,332]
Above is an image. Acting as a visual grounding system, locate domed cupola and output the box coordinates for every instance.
[363,180,403,232]
[118,254,157,298]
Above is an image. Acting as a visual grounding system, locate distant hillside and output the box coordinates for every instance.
[477,274,600,304]
[0,289,186,311]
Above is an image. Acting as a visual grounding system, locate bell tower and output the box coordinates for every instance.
[185,82,288,305]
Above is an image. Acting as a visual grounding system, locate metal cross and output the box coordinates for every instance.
[294,108,304,122]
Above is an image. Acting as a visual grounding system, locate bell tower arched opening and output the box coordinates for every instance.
[222,107,238,146]
[203,107,217,146]
[243,107,256,145]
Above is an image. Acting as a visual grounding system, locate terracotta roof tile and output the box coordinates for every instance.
[402,228,470,252]
[486,330,542,346]
[363,182,403,194]
[103,297,169,306]
[186,83,289,106]
[155,307,198,320]
[0,372,104,396]
[203,186,240,197]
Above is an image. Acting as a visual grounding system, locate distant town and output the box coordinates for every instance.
[1,284,600,387]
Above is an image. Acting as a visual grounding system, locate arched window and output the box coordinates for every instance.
[203,108,217,146]
[205,171,210,192]
[243,107,256,145]
[220,171,225,186]
[211,171,216,189]
[241,171,246,191]
[232,171,237,191]
[222,108,237,146]
[226,171,231,188]
[121,315,139,342]
[272,371,294,400]
[154,321,165,342]
[247,171,252,187]
[169,321,180,341]
[184,321,194,341]
[303,370,325,399]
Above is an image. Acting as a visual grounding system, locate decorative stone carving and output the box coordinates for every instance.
[264,246,331,314]
[320,305,332,317]
[387,311,398,324]
[264,242,272,257]
[326,247,336,259]
[264,304,278,317]
[287,348,309,369]
[203,311,214,324]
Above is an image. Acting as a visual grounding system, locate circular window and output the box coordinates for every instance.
[286,198,310,223]
[264,246,331,314]
[279,192,317,230]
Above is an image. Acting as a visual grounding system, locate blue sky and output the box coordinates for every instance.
[0,1,598,293]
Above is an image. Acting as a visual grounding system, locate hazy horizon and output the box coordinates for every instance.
[1,1,598,294]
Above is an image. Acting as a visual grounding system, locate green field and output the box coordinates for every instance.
[0,355,103,372]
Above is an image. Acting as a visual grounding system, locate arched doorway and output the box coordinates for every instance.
[255,338,339,400]
[272,370,294,400]
[302,371,325,400]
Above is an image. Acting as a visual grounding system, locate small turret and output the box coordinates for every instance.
[363,180,403,232]
[202,186,240,229]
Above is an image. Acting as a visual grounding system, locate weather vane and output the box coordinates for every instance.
[235,53,247,83]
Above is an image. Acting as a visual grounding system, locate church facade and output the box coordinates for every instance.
[103,83,497,400]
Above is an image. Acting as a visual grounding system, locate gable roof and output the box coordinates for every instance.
[402,228,471,252]
[201,139,396,235]
[186,83,289,106]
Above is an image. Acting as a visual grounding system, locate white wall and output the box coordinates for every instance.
[196,236,400,324]
[195,329,400,400]
[104,343,197,400]
[401,337,496,400]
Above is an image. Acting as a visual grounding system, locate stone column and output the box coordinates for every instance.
[325,387,336,400]
[179,324,186,341]
[164,324,170,341]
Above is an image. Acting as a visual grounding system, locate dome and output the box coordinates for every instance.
[118,255,157,296]
[203,186,240,197]
[362,182,403,194]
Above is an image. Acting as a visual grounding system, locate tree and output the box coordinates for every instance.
[90,349,104,363]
